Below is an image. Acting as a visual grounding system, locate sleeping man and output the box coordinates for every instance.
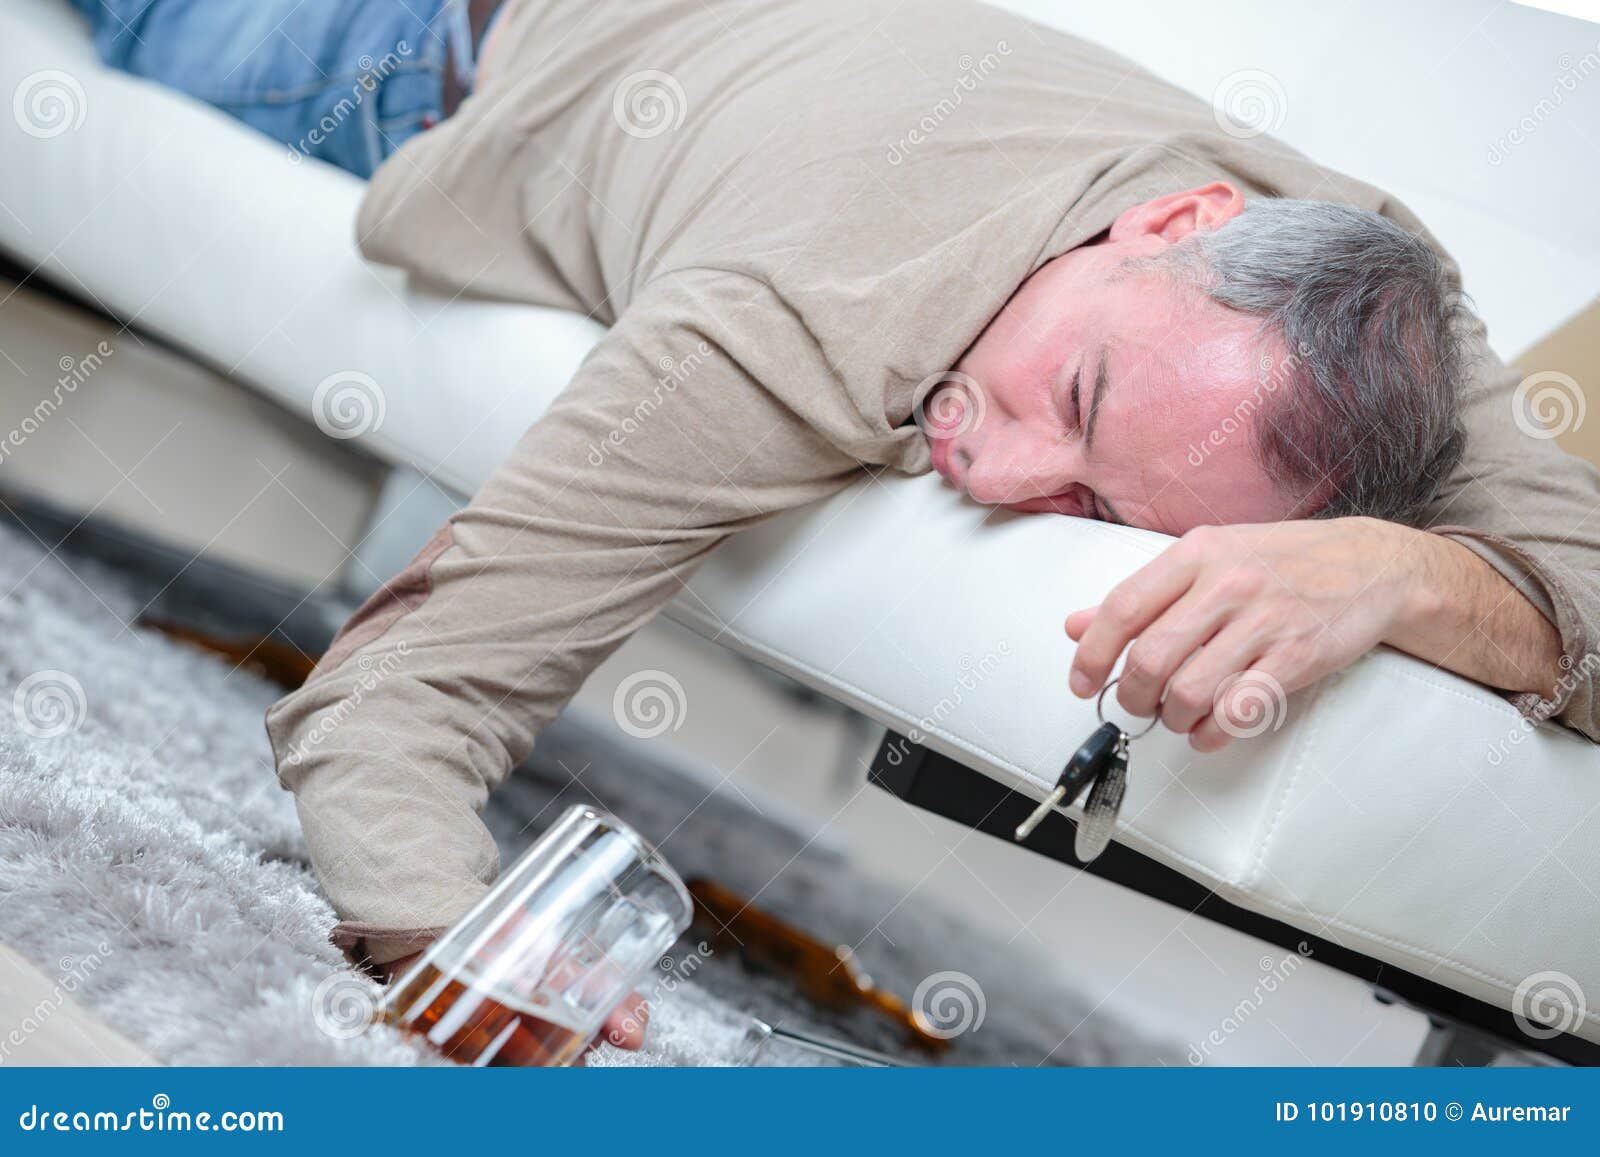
[75,1,1599,989]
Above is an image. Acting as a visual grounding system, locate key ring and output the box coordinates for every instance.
[1096,678,1159,740]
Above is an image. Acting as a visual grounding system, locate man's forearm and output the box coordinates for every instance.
[1385,527,1562,699]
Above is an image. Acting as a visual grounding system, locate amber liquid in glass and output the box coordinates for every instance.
[384,963,591,1067]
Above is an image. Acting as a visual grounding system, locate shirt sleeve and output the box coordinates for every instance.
[1422,332,1600,742]
[264,270,861,965]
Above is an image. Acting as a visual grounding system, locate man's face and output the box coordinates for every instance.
[925,196,1304,536]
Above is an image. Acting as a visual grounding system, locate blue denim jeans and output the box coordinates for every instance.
[69,0,464,177]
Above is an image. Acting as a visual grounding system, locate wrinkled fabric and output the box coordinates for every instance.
[267,0,1600,964]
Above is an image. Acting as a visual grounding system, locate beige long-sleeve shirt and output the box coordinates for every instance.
[266,0,1600,965]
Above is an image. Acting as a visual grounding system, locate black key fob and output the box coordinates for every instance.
[1057,720,1121,805]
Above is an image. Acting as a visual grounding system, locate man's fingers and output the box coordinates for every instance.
[1113,591,1228,718]
[1069,551,1199,696]
[599,992,649,1052]
[1187,657,1302,751]
[1157,624,1266,736]
[1064,606,1097,641]
[1186,713,1236,754]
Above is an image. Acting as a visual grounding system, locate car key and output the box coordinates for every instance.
[1013,720,1120,841]
[1015,677,1150,854]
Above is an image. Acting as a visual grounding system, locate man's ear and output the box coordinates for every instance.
[1108,183,1246,245]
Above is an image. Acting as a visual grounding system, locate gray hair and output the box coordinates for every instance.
[1163,198,1470,523]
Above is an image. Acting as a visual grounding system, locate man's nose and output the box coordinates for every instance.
[963,432,1081,504]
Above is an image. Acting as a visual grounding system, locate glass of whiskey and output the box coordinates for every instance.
[382,804,692,1066]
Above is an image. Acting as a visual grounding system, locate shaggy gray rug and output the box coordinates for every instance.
[0,519,1179,1066]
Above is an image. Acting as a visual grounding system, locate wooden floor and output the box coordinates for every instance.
[0,943,155,1066]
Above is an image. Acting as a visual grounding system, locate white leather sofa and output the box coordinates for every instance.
[3,0,1597,1054]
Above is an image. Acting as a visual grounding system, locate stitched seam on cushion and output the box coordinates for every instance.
[662,602,1242,890]
[1231,888,1600,1030]
[1245,671,1332,892]
[664,604,1597,1022]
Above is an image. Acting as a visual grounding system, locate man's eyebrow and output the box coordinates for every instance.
[1084,349,1110,451]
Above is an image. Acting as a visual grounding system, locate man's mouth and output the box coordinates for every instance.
[1003,492,1091,516]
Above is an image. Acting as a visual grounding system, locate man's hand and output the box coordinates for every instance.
[1066,517,1562,752]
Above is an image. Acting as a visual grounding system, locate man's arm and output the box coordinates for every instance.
[1385,529,1561,698]
[266,272,860,966]
[1417,334,1600,739]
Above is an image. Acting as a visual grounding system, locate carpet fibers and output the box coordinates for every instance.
[0,521,1177,1066]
